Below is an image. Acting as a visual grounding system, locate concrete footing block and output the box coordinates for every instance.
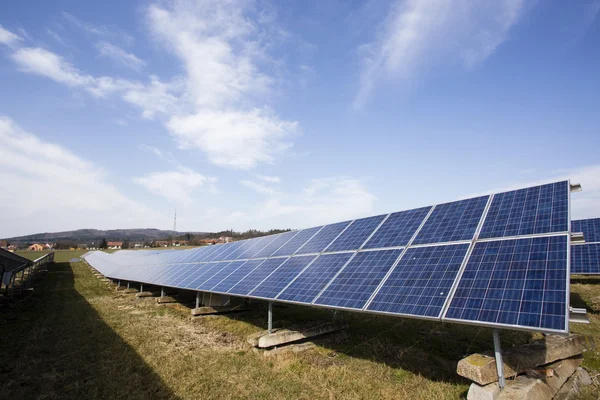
[467,382,501,400]
[136,291,154,298]
[191,304,250,316]
[115,285,127,291]
[156,296,177,304]
[497,376,553,400]
[122,288,138,294]
[457,334,595,385]
[257,321,348,348]
[262,342,317,358]
[554,368,593,400]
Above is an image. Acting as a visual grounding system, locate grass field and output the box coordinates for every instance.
[0,251,598,399]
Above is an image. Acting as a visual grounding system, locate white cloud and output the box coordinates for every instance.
[134,168,210,203]
[355,0,527,108]
[258,174,280,183]
[121,75,182,119]
[0,25,22,47]
[167,108,296,169]
[0,116,163,237]
[11,47,95,87]
[145,0,298,169]
[96,41,146,71]
[46,28,67,47]
[62,11,134,45]
[240,180,278,195]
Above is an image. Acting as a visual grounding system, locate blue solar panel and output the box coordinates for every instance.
[325,215,387,252]
[296,221,351,254]
[239,235,282,260]
[214,241,244,261]
[572,218,600,243]
[252,231,299,258]
[444,235,568,332]
[228,258,289,296]
[211,259,265,293]
[363,207,431,249]
[571,244,600,274]
[196,261,241,290]
[480,181,569,239]
[413,196,489,244]
[176,263,211,288]
[277,253,354,303]
[249,255,317,299]
[367,244,469,317]
[314,249,403,309]
[272,226,322,257]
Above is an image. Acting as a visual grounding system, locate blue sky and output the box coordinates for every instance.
[0,0,599,237]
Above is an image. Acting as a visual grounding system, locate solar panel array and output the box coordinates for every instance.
[571,218,600,275]
[83,180,572,334]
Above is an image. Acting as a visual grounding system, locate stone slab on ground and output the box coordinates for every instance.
[525,355,583,395]
[247,328,284,347]
[554,368,593,400]
[191,304,249,316]
[115,285,127,291]
[135,291,154,298]
[263,342,316,358]
[122,288,138,294]
[257,322,348,349]
[457,334,595,385]
[156,296,177,304]
[467,382,501,400]
[497,376,553,400]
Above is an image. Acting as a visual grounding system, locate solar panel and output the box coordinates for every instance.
[249,255,317,299]
[479,181,569,239]
[444,235,568,332]
[572,218,600,243]
[277,253,353,303]
[363,207,431,249]
[272,226,322,257]
[571,243,600,275]
[314,249,403,310]
[82,180,572,334]
[295,221,351,254]
[366,244,469,318]
[324,215,386,252]
[413,196,489,245]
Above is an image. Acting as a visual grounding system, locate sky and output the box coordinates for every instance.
[0,0,599,238]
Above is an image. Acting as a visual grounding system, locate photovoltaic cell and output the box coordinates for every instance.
[196,261,240,290]
[252,231,299,259]
[228,258,289,296]
[367,244,469,318]
[211,259,265,293]
[571,244,600,274]
[314,249,403,310]
[413,196,489,245]
[572,218,600,243]
[277,253,353,303]
[325,215,386,252]
[249,255,317,299]
[444,235,567,332]
[272,226,322,257]
[295,221,351,255]
[479,181,569,239]
[363,207,431,249]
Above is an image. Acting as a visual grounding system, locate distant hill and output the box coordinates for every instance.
[3,228,207,244]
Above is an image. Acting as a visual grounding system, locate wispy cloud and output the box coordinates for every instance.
[134,168,212,203]
[0,116,163,237]
[45,28,67,46]
[96,41,146,71]
[258,174,280,183]
[62,11,134,45]
[240,179,279,195]
[354,0,528,108]
[0,25,23,48]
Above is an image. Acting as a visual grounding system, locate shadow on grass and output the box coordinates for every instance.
[0,262,178,400]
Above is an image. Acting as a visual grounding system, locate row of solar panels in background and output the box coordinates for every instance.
[85,235,568,333]
[105,181,569,267]
[571,218,600,275]
[84,181,571,333]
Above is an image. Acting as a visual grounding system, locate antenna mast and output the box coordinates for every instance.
[173,209,177,232]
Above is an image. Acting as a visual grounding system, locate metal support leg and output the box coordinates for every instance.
[161,287,165,298]
[493,329,506,390]
[196,291,200,309]
[127,281,130,289]
[140,283,143,292]
[117,280,120,291]
[268,301,273,334]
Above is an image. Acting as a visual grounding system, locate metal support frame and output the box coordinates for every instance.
[493,329,506,389]
[268,301,273,334]
[140,283,144,292]
[196,291,200,309]
[127,281,130,289]
[161,287,165,298]
[117,279,121,291]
